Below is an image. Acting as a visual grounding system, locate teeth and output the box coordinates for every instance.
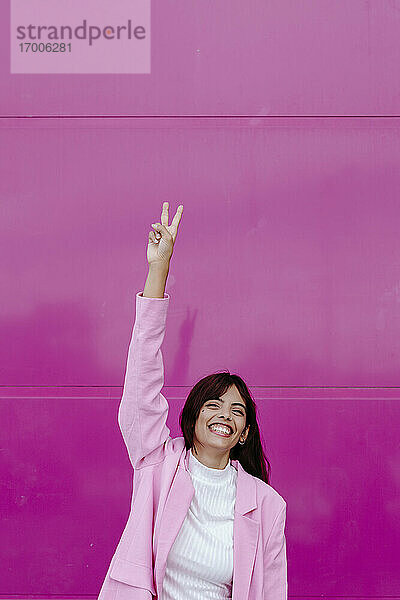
[209,425,232,435]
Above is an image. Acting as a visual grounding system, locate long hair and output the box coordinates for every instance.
[179,371,271,484]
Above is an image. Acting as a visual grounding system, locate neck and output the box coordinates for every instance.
[190,446,230,470]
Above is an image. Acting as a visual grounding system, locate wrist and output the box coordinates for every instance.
[143,262,169,298]
[148,261,170,275]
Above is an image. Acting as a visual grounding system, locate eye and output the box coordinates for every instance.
[207,403,244,416]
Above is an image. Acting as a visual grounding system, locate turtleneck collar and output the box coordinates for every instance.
[188,448,232,480]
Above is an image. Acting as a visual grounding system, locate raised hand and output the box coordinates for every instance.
[147,202,184,267]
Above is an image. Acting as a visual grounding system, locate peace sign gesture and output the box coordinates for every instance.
[147,202,184,266]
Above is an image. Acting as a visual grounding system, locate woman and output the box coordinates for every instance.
[98,202,287,600]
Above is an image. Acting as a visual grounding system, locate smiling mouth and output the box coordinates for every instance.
[208,425,233,437]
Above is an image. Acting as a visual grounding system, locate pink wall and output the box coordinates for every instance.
[2,1,400,116]
[1,1,400,599]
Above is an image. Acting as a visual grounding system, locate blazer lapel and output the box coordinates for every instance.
[231,458,259,600]
[154,450,195,594]
[154,448,259,600]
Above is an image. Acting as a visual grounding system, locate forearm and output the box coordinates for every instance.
[143,262,170,298]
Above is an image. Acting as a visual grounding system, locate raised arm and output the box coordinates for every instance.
[118,202,183,469]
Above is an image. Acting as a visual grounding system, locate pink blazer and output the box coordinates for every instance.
[98,292,287,600]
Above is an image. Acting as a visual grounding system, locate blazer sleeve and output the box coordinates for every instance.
[263,503,288,600]
[117,290,172,469]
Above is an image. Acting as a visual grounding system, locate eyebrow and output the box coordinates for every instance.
[207,397,246,411]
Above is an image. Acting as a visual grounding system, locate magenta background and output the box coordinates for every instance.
[1,1,400,599]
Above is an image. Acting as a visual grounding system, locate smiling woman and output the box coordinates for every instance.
[98,202,287,600]
[179,370,271,479]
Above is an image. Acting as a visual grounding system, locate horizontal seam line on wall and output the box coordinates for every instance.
[1,114,400,119]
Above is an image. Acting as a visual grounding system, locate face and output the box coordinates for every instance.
[193,385,250,455]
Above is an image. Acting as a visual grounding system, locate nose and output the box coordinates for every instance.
[219,412,232,421]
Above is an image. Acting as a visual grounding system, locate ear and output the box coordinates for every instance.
[242,425,250,440]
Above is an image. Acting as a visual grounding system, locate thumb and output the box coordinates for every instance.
[151,223,172,239]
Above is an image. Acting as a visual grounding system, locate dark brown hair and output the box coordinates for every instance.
[179,371,271,484]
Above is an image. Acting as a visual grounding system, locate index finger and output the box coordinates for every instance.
[160,202,169,226]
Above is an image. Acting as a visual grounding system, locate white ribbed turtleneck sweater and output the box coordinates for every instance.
[158,448,238,600]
